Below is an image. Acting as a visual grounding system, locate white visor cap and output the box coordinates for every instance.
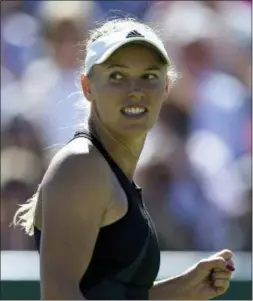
[83,28,171,75]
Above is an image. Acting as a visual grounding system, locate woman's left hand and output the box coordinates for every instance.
[181,249,235,300]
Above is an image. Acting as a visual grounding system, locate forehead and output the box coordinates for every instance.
[103,43,166,67]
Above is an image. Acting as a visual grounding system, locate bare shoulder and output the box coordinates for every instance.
[40,136,112,211]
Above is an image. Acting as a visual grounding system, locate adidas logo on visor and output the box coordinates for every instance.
[126,30,145,38]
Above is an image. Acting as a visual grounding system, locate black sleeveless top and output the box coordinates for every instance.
[34,131,160,300]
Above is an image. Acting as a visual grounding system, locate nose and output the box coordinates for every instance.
[128,89,145,102]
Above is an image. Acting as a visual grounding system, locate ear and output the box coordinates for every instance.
[81,74,93,102]
[163,76,170,101]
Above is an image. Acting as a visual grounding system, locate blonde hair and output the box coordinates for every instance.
[12,187,40,236]
[13,17,177,236]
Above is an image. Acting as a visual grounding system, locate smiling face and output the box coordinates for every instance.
[82,43,169,137]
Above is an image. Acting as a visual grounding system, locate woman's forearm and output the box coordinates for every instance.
[149,274,190,300]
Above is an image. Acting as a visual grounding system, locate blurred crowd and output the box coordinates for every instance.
[1,1,252,251]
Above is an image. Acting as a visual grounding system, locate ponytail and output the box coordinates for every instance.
[12,186,40,236]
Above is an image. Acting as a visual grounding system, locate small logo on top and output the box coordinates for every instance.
[126,30,145,38]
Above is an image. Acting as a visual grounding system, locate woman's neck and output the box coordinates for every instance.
[88,111,147,180]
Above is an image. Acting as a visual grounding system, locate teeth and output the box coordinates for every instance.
[123,107,146,115]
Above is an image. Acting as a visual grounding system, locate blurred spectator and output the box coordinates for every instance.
[20,1,94,153]
[1,115,46,250]
[1,0,41,78]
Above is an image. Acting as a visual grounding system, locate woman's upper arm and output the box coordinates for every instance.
[39,149,110,298]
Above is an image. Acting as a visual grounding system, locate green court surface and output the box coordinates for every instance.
[1,280,252,300]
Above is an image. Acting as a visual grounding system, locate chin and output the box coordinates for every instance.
[117,122,152,136]
[107,116,155,138]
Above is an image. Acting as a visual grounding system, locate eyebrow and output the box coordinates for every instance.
[106,64,162,71]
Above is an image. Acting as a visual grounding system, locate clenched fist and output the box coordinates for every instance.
[181,249,235,300]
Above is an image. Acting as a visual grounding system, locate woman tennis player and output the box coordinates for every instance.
[14,18,235,300]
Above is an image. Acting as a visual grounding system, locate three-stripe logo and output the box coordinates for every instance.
[126,30,145,38]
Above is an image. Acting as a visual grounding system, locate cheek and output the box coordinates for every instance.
[92,85,124,116]
[103,85,126,99]
[94,84,126,109]
[148,85,166,106]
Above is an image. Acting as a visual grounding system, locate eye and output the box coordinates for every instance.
[142,73,158,80]
[109,72,124,81]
